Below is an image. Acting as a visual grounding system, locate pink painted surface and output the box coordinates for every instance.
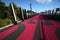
[0,25,18,40]
[0,14,60,40]
[16,15,40,40]
[40,15,60,40]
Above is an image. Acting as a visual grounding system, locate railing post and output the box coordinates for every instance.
[21,9,24,21]
[10,3,17,24]
[24,9,27,19]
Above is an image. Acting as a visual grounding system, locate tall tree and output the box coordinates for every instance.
[0,1,8,19]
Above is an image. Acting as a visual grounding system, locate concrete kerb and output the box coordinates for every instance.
[0,21,22,30]
[0,24,14,30]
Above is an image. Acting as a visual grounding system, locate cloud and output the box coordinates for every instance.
[35,0,52,3]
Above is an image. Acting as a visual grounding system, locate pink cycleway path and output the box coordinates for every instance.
[40,15,60,40]
[16,15,40,40]
[0,14,60,40]
[0,15,40,40]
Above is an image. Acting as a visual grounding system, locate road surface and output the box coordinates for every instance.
[0,14,60,40]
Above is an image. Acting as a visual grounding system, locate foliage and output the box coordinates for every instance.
[0,18,12,27]
[0,1,27,27]
[0,1,8,19]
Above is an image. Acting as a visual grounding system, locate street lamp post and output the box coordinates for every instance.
[30,0,32,11]
[30,3,32,11]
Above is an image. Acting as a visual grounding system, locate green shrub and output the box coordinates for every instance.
[0,18,12,28]
[16,16,20,21]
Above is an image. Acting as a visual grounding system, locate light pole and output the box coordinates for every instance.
[30,0,32,11]
[30,0,32,16]
[30,3,32,11]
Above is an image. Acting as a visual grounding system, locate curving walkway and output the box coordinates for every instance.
[0,14,60,40]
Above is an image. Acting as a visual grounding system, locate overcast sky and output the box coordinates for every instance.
[2,0,60,12]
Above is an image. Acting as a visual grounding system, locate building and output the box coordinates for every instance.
[56,8,60,15]
[52,8,60,15]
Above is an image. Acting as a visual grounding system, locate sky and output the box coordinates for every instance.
[2,0,60,12]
